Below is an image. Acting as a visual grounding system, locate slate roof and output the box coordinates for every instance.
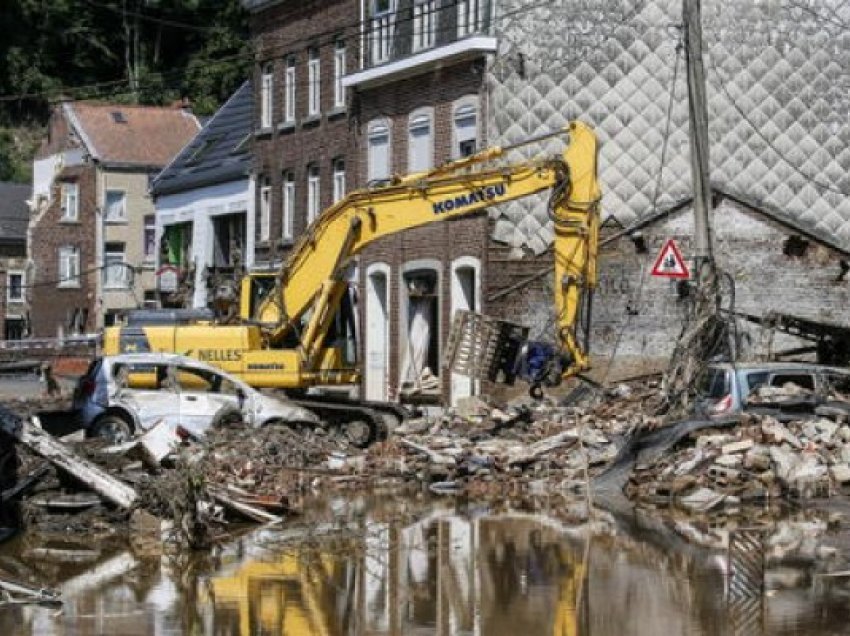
[66,102,201,169]
[0,182,30,244]
[151,81,253,197]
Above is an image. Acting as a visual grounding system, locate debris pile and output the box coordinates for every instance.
[628,405,850,510]
[343,388,659,497]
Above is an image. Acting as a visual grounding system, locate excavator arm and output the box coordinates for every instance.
[253,121,601,383]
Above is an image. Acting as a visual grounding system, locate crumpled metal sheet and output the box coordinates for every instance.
[488,0,850,253]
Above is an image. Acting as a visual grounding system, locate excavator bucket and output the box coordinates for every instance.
[443,310,530,385]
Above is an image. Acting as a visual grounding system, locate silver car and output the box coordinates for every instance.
[695,361,850,416]
[73,353,318,442]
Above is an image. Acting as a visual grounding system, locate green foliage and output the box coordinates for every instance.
[1,0,251,110]
[0,0,251,173]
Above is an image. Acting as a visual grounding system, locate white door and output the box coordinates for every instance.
[365,267,390,401]
[451,263,478,405]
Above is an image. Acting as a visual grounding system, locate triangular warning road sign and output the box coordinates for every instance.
[650,238,691,279]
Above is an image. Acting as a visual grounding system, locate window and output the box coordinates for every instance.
[285,57,296,122]
[408,110,433,172]
[104,242,129,289]
[143,215,156,261]
[61,182,79,221]
[332,158,346,203]
[259,177,271,241]
[413,0,436,51]
[282,171,295,240]
[7,271,23,303]
[105,189,126,222]
[457,0,485,37]
[333,41,346,109]
[307,164,320,224]
[453,99,479,158]
[213,213,246,267]
[260,62,274,128]
[58,246,80,288]
[308,49,321,116]
[370,0,396,64]
[367,119,391,181]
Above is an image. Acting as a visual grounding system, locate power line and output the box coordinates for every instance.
[80,0,227,33]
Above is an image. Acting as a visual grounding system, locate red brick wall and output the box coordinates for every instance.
[249,0,359,263]
[29,165,98,337]
[352,59,488,403]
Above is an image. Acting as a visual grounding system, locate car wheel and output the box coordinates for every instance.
[211,404,244,429]
[91,414,133,444]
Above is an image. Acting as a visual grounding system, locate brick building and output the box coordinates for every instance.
[29,101,200,337]
[0,182,30,340]
[243,0,358,267]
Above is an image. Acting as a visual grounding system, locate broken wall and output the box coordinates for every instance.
[489,200,850,379]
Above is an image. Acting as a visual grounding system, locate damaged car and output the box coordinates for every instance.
[695,361,850,417]
[73,353,319,443]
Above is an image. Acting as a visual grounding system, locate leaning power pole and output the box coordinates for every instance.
[663,0,734,412]
[683,0,715,278]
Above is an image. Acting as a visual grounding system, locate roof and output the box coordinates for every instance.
[488,1,850,254]
[66,102,201,169]
[0,182,30,244]
[151,81,253,196]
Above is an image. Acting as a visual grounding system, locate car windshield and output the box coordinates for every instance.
[697,367,729,399]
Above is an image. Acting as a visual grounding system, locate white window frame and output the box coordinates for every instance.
[58,246,80,288]
[367,119,391,182]
[457,0,484,37]
[413,0,436,52]
[259,177,271,241]
[370,0,396,65]
[260,62,274,129]
[282,171,295,240]
[452,96,479,159]
[6,271,24,303]
[104,243,129,289]
[307,164,320,224]
[285,57,296,122]
[143,214,156,262]
[333,41,346,109]
[308,49,321,117]
[104,189,126,222]
[61,182,79,221]
[332,158,346,203]
[408,108,433,172]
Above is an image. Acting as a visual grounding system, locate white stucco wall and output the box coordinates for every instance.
[155,179,253,308]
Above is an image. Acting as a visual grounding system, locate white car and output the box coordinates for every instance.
[73,353,319,443]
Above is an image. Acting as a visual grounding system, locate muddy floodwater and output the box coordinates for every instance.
[3,495,850,636]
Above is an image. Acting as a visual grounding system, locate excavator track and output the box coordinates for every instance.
[286,396,411,448]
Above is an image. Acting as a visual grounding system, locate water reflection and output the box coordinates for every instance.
[2,499,850,635]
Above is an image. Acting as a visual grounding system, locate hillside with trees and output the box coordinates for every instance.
[0,0,250,182]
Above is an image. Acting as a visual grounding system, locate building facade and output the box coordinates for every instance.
[344,0,496,405]
[29,101,200,337]
[0,182,30,340]
[152,81,255,311]
[244,0,358,267]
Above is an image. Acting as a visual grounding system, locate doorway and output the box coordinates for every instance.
[365,264,390,401]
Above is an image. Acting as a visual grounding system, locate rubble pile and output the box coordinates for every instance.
[346,387,658,497]
[628,405,850,511]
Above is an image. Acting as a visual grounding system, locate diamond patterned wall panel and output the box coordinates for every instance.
[488,0,850,253]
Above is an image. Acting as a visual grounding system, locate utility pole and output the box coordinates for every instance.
[683,0,714,279]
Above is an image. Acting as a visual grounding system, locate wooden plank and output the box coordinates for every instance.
[19,419,137,509]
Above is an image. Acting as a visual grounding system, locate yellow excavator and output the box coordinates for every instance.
[104,122,601,438]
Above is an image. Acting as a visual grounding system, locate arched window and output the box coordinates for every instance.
[452,97,479,158]
[367,119,391,181]
[408,108,433,172]
[332,157,346,203]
